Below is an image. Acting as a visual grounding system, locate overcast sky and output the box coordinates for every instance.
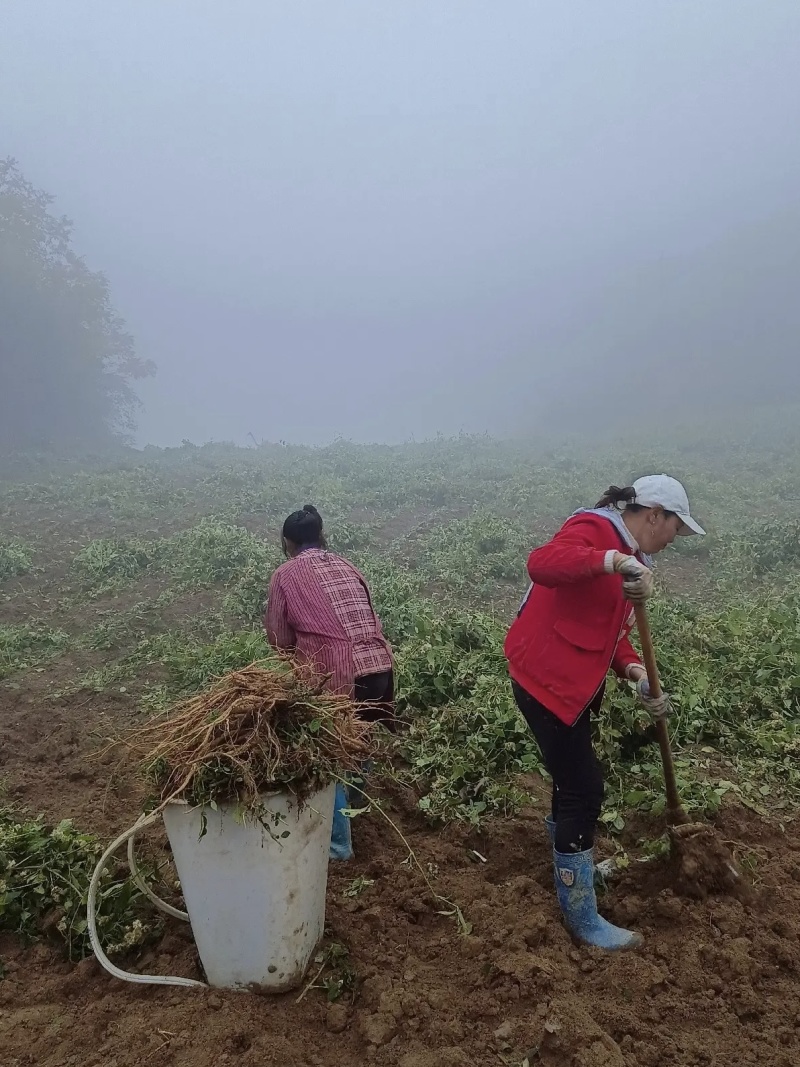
[2,2,800,445]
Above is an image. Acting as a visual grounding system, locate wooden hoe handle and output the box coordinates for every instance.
[633,603,688,825]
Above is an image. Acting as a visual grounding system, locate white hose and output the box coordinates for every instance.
[87,811,207,989]
[127,814,189,922]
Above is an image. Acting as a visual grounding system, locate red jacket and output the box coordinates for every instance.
[504,512,644,725]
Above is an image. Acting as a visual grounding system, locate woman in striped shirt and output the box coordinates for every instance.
[264,505,394,860]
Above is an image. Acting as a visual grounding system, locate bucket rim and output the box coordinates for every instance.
[164,788,286,810]
[161,781,335,814]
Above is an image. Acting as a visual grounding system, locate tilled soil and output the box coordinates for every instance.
[1,455,797,1065]
[1,653,799,1066]
[1,737,799,1067]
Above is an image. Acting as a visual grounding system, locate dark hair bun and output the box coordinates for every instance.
[282,505,325,548]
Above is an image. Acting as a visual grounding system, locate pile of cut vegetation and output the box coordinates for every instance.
[122,660,377,811]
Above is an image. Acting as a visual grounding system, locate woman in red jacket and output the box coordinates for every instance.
[505,474,704,950]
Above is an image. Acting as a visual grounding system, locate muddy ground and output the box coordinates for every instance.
[0,501,796,1066]
[1,680,799,1067]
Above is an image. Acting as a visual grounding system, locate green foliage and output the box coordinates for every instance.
[157,518,277,591]
[222,553,281,623]
[722,517,800,576]
[390,577,800,826]
[0,811,159,960]
[343,876,375,897]
[5,416,800,833]
[392,608,506,711]
[410,513,531,599]
[70,519,279,614]
[620,589,800,744]
[0,623,71,679]
[79,599,169,652]
[0,538,33,582]
[5,417,800,961]
[77,624,269,706]
[72,468,191,518]
[400,675,542,824]
[71,537,152,586]
[313,942,360,1003]
[154,629,273,699]
[350,554,427,643]
[325,519,376,553]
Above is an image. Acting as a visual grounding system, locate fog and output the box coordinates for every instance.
[2,1,800,446]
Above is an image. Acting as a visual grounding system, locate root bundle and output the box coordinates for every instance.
[122,661,378,811]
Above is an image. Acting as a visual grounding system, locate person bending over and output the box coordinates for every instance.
[264,505,394,860]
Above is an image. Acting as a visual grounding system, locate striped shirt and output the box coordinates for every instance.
[264,548,392,696]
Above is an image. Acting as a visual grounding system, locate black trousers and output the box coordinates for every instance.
[354,669,396,731]
[512,680,605,854]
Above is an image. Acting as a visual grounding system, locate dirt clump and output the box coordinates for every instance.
[667,822,748,900]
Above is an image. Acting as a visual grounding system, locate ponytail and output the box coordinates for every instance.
[595,485,637,510]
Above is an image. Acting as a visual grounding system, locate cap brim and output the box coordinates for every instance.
[677,514,706,536]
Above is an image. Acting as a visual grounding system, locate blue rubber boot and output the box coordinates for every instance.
[330,782,354,861]
[545,816,614,886]
[554,848,642,950]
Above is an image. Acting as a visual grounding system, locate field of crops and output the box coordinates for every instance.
[2,412,800,1067]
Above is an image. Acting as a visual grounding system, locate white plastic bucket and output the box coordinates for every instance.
[162,782,335,991]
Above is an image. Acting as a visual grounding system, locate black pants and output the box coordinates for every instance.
[354,670,396,731]
[512,680,604,854]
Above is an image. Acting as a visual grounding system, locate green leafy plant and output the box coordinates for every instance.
[0,623,71,679]
[76,620,262,701]
[154,629,272,698]
[0,538,34,583]
[71,537,153,586]
[0,810,159,960]
[157,519,278,591]
[722,517,800,576]
[309,942,360,1003]
[343,876,375,898]
[410,513,532,600]
[397,675,542,824]
[6,413,800,848]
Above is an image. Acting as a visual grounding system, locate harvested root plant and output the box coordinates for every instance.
[122,659,379,812]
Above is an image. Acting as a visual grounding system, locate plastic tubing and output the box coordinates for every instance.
[127,814,190,922]
[87,811,206,989]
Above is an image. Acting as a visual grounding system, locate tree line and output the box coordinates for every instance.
[0,158,154,451]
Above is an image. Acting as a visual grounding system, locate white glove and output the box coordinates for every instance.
[636,678,673,721]
[613,554,654,603]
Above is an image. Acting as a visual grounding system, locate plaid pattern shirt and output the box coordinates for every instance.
[264,548,392,696]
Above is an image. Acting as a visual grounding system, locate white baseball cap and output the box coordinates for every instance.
[631,475,706,536]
